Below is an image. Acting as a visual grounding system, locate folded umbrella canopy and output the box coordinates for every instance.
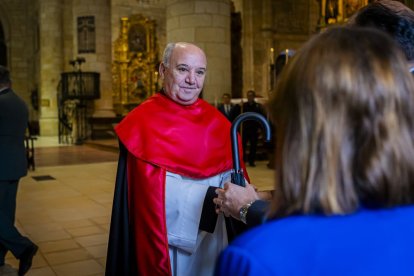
[230,112,272,186]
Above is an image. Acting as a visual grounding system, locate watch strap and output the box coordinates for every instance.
[239,201,254,224]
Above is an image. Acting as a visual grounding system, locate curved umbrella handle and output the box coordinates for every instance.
[231,112,272,186]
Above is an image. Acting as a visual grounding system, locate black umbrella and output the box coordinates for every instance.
[230,112,272,186]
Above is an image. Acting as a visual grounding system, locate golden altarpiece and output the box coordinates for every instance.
[319,0,370,27]
[112,15,158,116]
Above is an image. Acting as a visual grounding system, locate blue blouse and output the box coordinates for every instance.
[215,205,414,276]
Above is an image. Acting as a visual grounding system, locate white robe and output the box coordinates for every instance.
[165,170,231,276]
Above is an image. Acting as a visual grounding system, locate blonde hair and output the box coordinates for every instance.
[269,27,414,218]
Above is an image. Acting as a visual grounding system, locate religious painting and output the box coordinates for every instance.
[77,16,95,54]
[128,23,147,52]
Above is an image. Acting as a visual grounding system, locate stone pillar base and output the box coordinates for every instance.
[92,108,117,118]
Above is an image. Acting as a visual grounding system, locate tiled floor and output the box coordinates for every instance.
[2,137,275,276]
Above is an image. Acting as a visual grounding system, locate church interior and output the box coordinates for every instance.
[1,0,413,275]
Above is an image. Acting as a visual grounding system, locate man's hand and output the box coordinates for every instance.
[214,182,259,220]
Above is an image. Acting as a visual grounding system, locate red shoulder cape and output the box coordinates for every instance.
[109,93,247,276]
[116,92,236,178]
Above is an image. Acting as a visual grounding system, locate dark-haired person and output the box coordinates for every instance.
[0,65,38,276]
[216,27,414,276]
[349,0,414,70]
[242,90,264,167]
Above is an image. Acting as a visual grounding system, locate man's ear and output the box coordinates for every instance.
[159,63,166,79]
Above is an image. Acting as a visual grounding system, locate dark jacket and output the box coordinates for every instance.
[0,88,28,180]
[218,103,241,122]
[242,101,264,131]
[246,199,269,227]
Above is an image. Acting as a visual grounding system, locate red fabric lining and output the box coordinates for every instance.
[127,154,171,276]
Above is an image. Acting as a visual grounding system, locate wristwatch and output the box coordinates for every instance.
[239,201,253,224]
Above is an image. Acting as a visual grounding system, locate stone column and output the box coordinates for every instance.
[38,0,63,136]
[261,0,273,98]
[165,0,231,104]
[242,0,255,96]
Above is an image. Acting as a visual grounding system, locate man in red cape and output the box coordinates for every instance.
[106,42,248,276]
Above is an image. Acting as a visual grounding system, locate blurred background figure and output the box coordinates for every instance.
[0,65,38,276]
[217,93,240,122]
[216,27,414,276]
[349,0,414,69]
[242,90,264,167]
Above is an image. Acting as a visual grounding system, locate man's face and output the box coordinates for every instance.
[222,95,231,104]
[247,92,255,103]
[160,44,207,105]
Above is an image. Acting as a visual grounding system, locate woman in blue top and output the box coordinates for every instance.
[215,26,414,276]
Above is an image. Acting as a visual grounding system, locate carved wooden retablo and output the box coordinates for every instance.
[112,14,158,116]
[319,0,369,28]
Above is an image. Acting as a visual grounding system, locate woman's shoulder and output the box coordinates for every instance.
[218,205,414,276]
[230,204,414,250]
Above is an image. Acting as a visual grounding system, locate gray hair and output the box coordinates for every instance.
[162,43,176,68]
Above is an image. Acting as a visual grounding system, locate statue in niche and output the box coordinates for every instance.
[128,53,148,101]
[326,0,339,24]
[320,0,371,27]
[345,0,369,19]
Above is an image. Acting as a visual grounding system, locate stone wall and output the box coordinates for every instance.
[38,0,63,135]
[111,0,166,61]
[241,0,320,100]
[165,0,232,104]
[72,0,113,117]
[0,0,36,119]
[39,0,114,135]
